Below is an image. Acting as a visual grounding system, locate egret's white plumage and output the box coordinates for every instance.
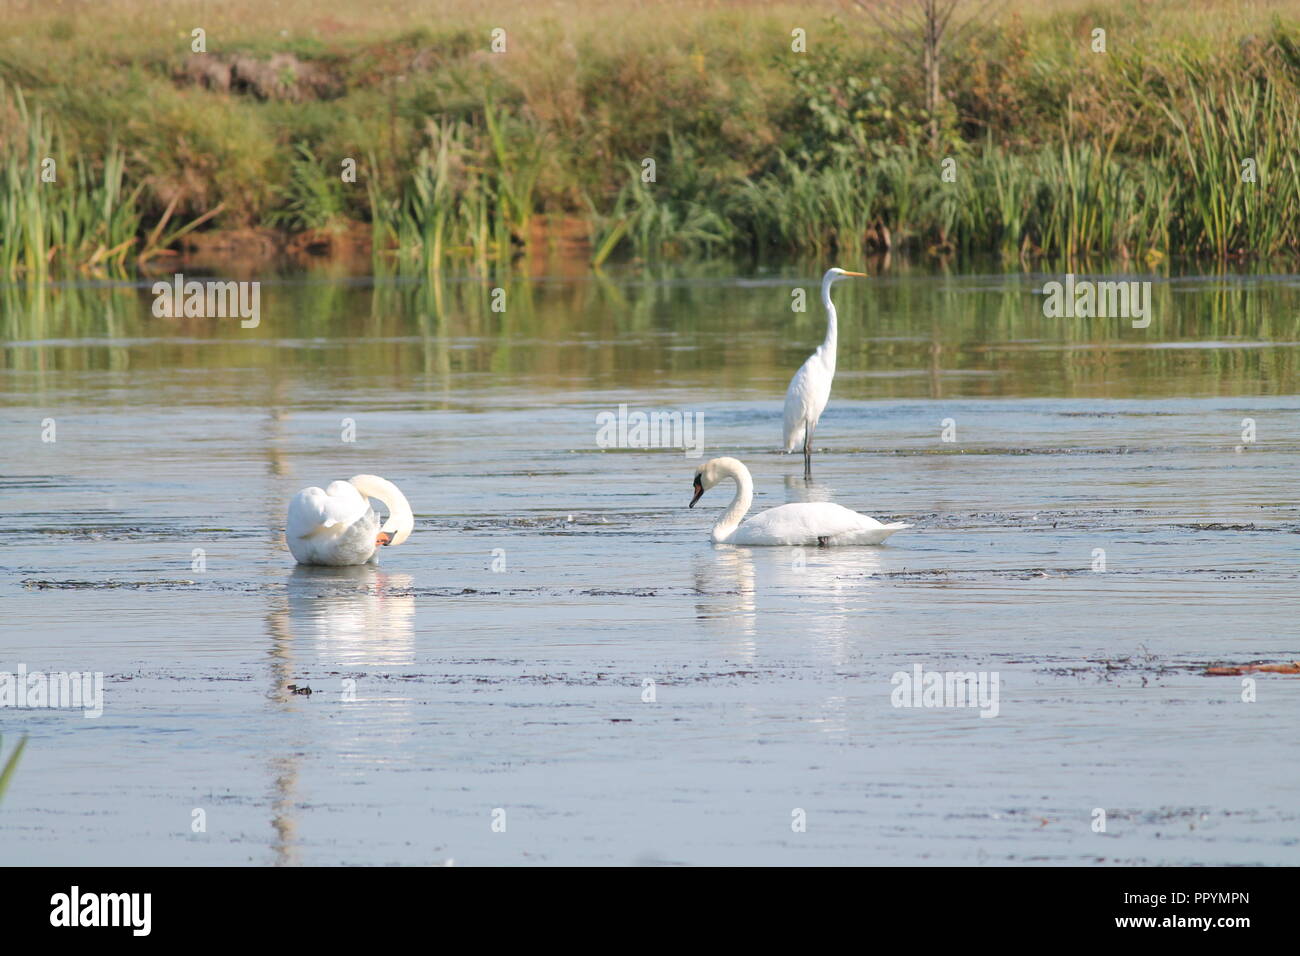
[285,474,414,566]
[783,267,866,478]
[689,457,909,546]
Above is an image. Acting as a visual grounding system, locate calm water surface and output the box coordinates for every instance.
[2,262,1297,865]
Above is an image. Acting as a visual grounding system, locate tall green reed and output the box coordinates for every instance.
[0,84,143,278]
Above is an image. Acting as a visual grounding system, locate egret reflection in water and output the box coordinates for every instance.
[783,473,836,503]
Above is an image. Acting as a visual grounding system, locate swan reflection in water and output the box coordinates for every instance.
[285,565,417,668]
[695,542,886,660]
[693,545,758,656]
[263,565,418,865]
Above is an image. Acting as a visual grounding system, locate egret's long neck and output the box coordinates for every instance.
[819,276,838,363]
[350,475,414,546]
[712,462,754,543]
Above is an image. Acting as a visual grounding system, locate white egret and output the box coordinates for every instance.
[285,474,414,566]
[783,267,867,478]
[689,457,909,546]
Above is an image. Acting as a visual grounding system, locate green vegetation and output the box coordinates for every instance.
[0,734,26,801]
[2,0,1300,275]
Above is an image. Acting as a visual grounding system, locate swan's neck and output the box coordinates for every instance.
[819,276,838,364]
[711,463,754,543]
[350,475,414,546]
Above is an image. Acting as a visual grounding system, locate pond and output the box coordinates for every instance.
[1,259,1297,864]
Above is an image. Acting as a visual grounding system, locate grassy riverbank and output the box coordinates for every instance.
[2,0,1300,275]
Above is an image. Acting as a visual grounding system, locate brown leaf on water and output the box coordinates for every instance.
[1205,661,1300,676]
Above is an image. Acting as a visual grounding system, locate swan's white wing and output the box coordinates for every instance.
[783,354,831,451]
[286,482,381,566]
[287,483,368,539]
[731,502,909,546]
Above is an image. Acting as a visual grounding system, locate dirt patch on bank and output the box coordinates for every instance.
[178,52,345,102]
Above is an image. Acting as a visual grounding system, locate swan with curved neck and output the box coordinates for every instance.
[286,474,414,566]
[783,267,866,479]
[689,457,909,546]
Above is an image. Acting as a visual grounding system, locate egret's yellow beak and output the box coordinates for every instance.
[843,271,867,277]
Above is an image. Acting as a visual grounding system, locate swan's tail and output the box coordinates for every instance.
[870,521,911,543]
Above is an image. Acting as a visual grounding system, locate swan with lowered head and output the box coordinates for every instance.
[286,474,414,566]
[689,457,909,546]
[784,267,867,479]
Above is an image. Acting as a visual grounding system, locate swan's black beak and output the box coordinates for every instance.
[689,476,703,508]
